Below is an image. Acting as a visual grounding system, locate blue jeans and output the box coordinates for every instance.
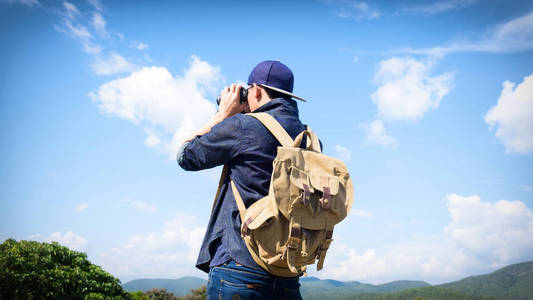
[207,260,302,300]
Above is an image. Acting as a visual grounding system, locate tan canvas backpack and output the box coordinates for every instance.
[215,112,354,277]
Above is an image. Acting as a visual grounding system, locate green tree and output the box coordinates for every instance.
[129,286,207,300]
[0,238,130,299]
[143,288,179,300]
[177,285,206,300]
[129,291,150,300]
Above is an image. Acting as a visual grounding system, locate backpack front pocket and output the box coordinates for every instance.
[243,196,289,267]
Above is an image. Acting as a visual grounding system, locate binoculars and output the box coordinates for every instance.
[216,86,249,106]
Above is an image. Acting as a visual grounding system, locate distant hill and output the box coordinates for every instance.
[122,276,207,296]
[305,261,533,300]
[299,277,429,298]
[439,261,533,300]
[122,260,533,299]
[344,287,498,300]
[122,276,427,298]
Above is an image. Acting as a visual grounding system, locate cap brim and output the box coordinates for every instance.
[259,84,306,102]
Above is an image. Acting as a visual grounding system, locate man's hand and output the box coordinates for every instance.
[182,84,248,143]
[217,84,248,120]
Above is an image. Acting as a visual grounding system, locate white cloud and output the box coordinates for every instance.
[89,55,220,159]
[62,19,90,39]
[30,231,88,252]
[48,231,88,251]
[320,238,472,283]
[90,53,136,75]
[144,128,161,147]
[445,194,533,264]
[484,74,533,154]
[322,0,379,20]
[97,212,206,280]
[371,57,453,122]
[319,194,533,284]
[387,11,533,56]
[0,0,39,5]
[484,11,533,53]
[131,41,149,51]
[91,12,108,37]
[53,0,113,58]
[401,0,478,15]
[55,19,102,55]
[76,202,88,212]
[63,1,79,20]
[362,56,451,148]
[87,0,102,11]
[122,198,157,213]
[360,120,398,149]
[334,144,352,162]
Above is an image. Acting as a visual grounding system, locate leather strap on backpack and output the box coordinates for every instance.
[210,165,246,224]
[286,219,303,273]
[230,180,246,223]
[293,129,321,153]
[249,112,322,153]
[317,229,334,271]
[248,113,294,147]
[305,126,321,153]
[211,165,229,214]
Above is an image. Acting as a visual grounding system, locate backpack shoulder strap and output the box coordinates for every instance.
[230,180,246,223]
[210,165,246,223]
[211,164,229,214]
[248,112,294,147]
[306,126,321,153]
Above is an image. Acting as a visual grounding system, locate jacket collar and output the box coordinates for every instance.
[253,98,299,116]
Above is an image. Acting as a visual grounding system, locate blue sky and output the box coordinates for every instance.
[1,0,533,284]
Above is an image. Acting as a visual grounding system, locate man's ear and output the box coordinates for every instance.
[254,85,262,100]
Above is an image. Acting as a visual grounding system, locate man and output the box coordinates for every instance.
[177,60,308,300]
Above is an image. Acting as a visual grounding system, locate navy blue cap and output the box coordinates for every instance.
[247,60,306,101]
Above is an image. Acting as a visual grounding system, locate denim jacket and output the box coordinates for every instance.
[177,98,308,273]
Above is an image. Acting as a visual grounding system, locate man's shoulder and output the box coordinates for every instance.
[215,113,267,138]
[232,112,269,128]
[238,112,302,132]
[213,113,246,132]
[244,112,306,140]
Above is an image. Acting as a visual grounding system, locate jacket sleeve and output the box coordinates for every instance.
[177,116,247,171]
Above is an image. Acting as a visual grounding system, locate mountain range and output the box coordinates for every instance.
[122,260,533,299]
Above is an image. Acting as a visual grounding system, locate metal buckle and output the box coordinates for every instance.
[302,183,311,205]
[321,186,331,209]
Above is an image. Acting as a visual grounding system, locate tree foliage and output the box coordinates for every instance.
[129,286,206,300]
[0,239,130,300]
[143,288,179,300]
[439,261,533,300]
[178,285,206,300]
[303,286,499,300]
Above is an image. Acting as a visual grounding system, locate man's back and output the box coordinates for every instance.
[178,60,307,300]
[178,98,306,272]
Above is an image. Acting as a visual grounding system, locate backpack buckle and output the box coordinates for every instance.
[320,186,331,209]
[290,224,302,237]
[241,217,253,237]
[288,224,302,250]
[302,184,311,205]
